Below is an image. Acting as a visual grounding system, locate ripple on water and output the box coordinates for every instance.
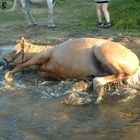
[0,45,14,58]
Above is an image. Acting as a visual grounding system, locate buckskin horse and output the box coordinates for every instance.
[2,37,140,104]
[10,0,56,27]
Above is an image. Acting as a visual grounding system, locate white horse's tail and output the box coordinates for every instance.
[126,66,140,90]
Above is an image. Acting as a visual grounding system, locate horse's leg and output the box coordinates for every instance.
[46,0,56,27]
[38,70,62,81]
[38,63,63,80]
[20,0,36,25]
[93,73,128,104]
[4,50,53,81]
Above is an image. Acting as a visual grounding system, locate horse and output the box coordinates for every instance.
[2,37,140,104]
[10,0,56,27]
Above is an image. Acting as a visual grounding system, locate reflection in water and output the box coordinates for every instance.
[0,46,140,139]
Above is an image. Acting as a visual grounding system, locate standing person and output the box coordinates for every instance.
[95,0,111,28]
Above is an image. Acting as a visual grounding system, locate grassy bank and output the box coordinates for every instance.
[56,0,140,31]
[110,0,140,30]
[0,0,139,44]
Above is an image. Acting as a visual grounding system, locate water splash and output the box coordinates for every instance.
[0,45,138,104]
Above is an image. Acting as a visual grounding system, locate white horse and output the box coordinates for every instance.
[11,0,56,27]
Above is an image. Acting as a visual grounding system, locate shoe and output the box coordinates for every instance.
[102,22,111,28]
[98,22,104,28]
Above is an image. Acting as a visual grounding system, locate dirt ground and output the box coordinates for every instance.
[0,0,140,57]
[0,27,140,59]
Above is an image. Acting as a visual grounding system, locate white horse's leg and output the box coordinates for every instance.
[46,0,56,27]
[20,0,36,25]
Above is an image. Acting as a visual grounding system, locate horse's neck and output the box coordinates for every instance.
[29,44,52,54]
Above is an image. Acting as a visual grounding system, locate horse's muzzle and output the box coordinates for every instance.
[0,58,14,71]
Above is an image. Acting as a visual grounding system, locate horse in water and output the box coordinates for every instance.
[10,0,56,27]
[2,37,140,104]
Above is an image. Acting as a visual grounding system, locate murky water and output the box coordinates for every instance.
[0,46,140,140]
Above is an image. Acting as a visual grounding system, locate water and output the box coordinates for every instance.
[0,46,140,140]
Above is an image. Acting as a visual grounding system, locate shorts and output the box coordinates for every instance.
[95,1,109,3]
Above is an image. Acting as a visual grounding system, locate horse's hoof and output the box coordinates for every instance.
[47,24,56,28]
[33,23,38,27]
[94,97,103,104]
[4,71,13,82]
[28,23,38,27]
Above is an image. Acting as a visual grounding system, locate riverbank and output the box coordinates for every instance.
[0,0,139,46]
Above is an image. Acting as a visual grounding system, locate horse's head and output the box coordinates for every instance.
[5,37,31,68]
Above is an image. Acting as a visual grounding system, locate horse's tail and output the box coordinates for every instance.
[126,66,140,90]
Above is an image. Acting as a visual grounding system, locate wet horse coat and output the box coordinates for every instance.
[4,37,140,103]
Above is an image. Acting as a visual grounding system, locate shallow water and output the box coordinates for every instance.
[0,46,140,140]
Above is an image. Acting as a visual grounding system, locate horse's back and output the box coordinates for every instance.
[44,38,139,79]
[53,38,105,60]
[47,38,104,79]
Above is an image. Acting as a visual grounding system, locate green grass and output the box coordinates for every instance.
[2,0,140,31]
[110,0,140,30]
[0,0,139,44]
[55,0,140,35]
[0,1,24,24]
[0,12,25,23]
[55,0,97,32]
[1,0,140,30]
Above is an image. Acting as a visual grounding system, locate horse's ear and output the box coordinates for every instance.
[20,37,27,49]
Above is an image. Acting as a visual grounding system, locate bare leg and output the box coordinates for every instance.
[101,3,111,28]
[95,3,103,23]
[101,3,110,23]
